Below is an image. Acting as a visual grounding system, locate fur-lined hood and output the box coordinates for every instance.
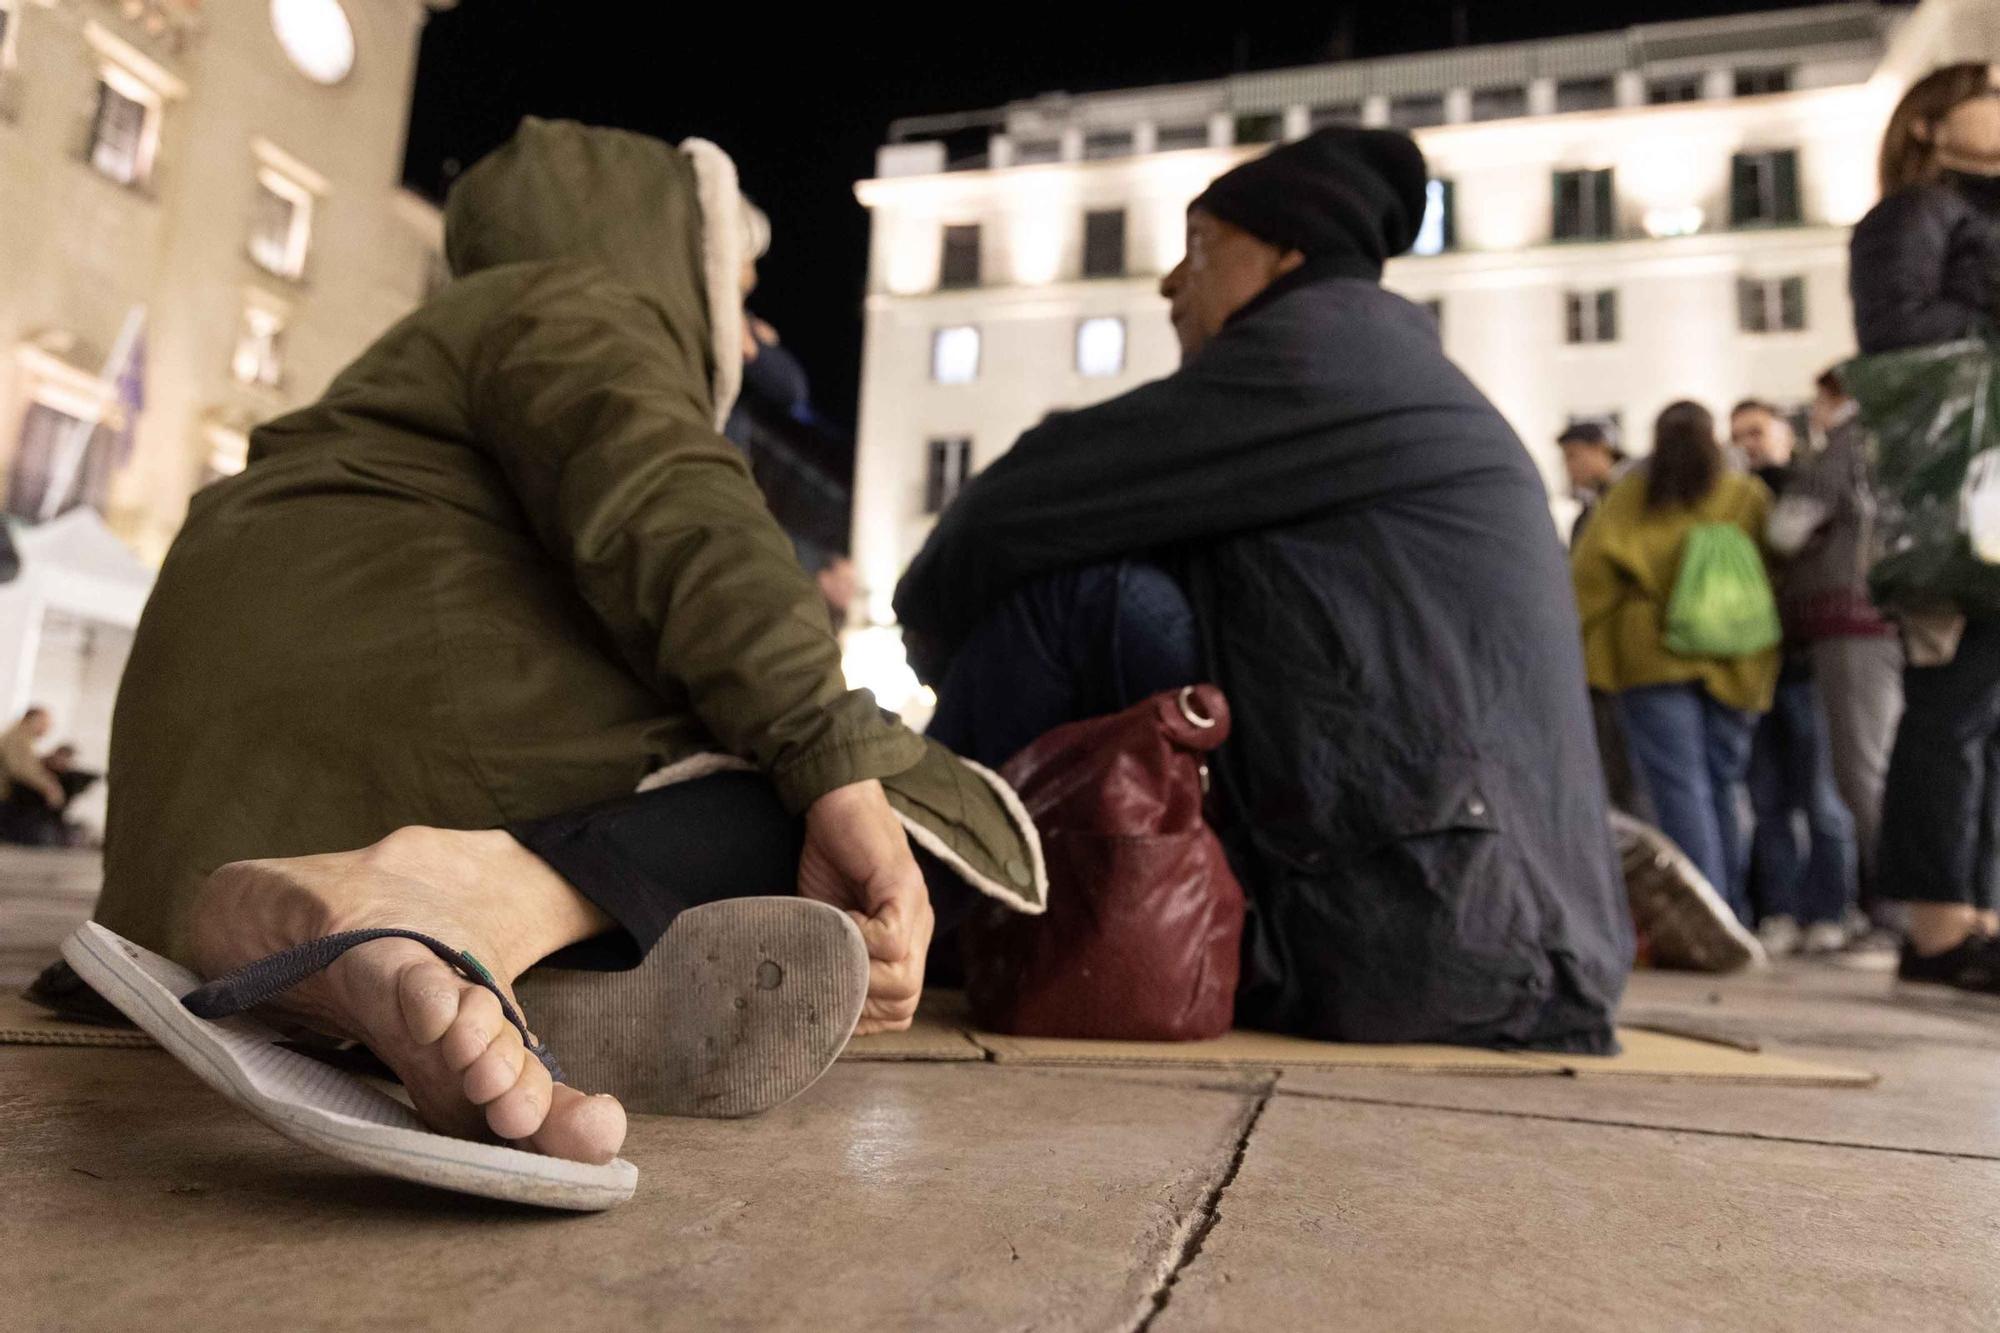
[443,118,745,428]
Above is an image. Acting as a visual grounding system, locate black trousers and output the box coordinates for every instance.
[1879,618,2000,908]
[510,770,973,970]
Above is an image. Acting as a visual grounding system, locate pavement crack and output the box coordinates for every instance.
[1129,1076,1275,1332]
[1270,1085,2000,1163]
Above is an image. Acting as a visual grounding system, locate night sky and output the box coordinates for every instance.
[402,1,1849,439]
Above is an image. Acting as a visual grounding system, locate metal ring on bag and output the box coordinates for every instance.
[1177,686,1218,729]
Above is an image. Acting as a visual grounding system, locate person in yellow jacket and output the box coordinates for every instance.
[1573,401,1781,921]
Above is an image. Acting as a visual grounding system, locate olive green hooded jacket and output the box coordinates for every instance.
[96,120,1043,962]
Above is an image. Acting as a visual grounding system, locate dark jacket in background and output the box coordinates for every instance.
[897,269,1631,1051]
[1850,174,2000,356]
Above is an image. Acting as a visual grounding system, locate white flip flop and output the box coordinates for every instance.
[61,921,637,1211]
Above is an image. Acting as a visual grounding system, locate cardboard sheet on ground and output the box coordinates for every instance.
[839,993,1878,1086]
[6,987,1876,1086]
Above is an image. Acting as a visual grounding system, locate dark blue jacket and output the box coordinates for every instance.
[896,269,1630,1050]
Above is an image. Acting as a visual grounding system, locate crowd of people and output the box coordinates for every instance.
[28,61,2000,1174]
[1570,63,2000,994]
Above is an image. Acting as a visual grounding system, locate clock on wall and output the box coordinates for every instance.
[271,0,355,86]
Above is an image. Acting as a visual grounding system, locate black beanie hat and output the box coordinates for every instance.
[1190,126,1430,277]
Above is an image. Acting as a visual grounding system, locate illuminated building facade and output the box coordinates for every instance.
[848,0,2000,710]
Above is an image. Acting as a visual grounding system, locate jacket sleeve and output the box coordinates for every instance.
[1569,500,1625,638]
[1851,190,1989,354]
[467,265,921,812]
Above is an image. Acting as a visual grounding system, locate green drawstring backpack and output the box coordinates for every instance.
[1664,523,1781,658]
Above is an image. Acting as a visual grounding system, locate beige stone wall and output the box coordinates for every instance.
[0,0,440,563]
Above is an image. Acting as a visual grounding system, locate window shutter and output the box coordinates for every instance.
[1774,151,1801,224]
[1593,170,1615,239]
[1737,278,1761,332]
[1780,276,1807,329]
[1729,155,1756,226]
[1598,290,1618,342]
[1439,180,1456,250]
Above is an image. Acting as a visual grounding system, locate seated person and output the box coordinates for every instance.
[0,743,99,847]
[898,128,1632,1052]
[89,120,1041,1164]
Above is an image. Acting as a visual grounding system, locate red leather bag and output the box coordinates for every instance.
[963,684,1246,1040]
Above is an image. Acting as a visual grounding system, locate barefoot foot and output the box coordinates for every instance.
[189,833,626,1164]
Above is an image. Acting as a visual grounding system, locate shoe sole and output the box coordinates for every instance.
[515,898,868,1119]
[1611,811,1766,974]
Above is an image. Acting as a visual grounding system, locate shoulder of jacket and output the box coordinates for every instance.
[1856,183,1965,241]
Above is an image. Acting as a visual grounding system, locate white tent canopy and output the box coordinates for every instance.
[0,508,153,720]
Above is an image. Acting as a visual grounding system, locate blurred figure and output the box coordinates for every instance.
[1767,368,1902,945]
[0,741,101,847]
[1730,399,1857,955]
[1559,421,1628,544]
[0,707,64,810]
[814,554,858,631]
[1574,402,1782,920]
[1849,65,2000,995]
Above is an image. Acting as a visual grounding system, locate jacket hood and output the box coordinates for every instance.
[443,117,746,427]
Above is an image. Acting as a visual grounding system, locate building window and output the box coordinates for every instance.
[1565,290,1619,345]
[1309,102,1362,131]
[1731,150,1801,227]
[232,303,287,387]
[249,167,315,280]
[1412,179,1455,256]
[1389,94,1447,130]
[1556,77,1616,114]
[9,402,111,520]
[1156,122,1208,152]
[1083,209,1126,279]
[1014,138,1060,165]
[1083,129,1134,161]
[1471,86,1527,122]
[1735,67,1793,97]
[1234,113,1283,145]
[1553,168,1616,242]
[1738,276,1807,333]
[939,224,981,289]
[89,69,162,187]
[1076,317,1125,378]
[930,325,980,385]
[924,437,972,515]
[1646,75,1705,105]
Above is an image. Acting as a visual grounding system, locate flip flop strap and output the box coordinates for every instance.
[180,928,563,1082]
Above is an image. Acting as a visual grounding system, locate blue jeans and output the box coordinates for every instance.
[1618,683,1760,922]
[925,561,1203,769]
[1748,674,1857,925]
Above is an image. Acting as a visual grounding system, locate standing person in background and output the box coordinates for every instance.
[1767,368,1903,946]
[1561,422,1652,823]
[1731,400,1858,955]
[1573,402,1782,921]
[1560,422,1629,545]
[1849,65,2000,996]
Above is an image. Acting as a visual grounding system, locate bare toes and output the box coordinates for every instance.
[440,987,504,1072]
[531,1086,628,1165]
[461,1026,527,1106]
[396,959,465,1045]
[485,1052,553,1142]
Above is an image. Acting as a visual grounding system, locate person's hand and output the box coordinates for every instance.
[796,779,932,1034]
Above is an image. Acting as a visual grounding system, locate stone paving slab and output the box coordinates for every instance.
[1150,1095,2000,1333]
[1,1048,1259,1333]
